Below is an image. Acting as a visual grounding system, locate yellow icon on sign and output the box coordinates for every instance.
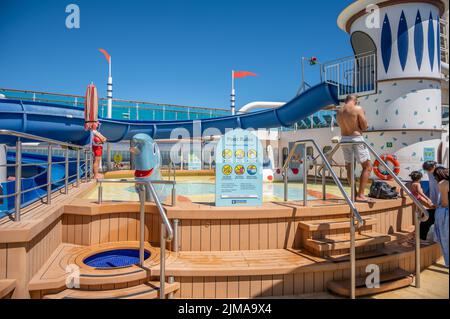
[222,165,232,175]
[222,149,232,159]
[235,149,245,159]
[234,165,245,175]
[248,149,257,159]
[113,153,123,164]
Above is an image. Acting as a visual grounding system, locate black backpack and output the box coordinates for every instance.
[369,181,399,199]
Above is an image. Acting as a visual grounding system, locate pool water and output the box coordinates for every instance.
[84,176,348,203]
[84,249,150,268]
[126,182,315,201]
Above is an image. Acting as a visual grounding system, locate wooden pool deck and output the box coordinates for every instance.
[0,180,445,299]
[265,257,448,299]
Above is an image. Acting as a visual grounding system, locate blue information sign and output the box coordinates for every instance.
[215,129,263,207]
[188,151,202,171]
[423,147,435,162]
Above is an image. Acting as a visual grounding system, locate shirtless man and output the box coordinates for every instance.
[336,94,373,202]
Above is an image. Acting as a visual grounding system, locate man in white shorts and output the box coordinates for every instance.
[336,94,373,203]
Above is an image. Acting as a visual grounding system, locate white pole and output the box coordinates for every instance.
[231,70,236,115]
[106,56,113,171]
[107,57,113,118]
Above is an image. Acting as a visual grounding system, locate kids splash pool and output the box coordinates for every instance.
[83,176,323,203]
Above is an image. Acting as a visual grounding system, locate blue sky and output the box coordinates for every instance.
[0,0,354,109]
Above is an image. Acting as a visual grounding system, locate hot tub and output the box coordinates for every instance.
[83,249,150,269]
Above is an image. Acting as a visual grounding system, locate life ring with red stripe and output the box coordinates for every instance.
[373,154,400,180]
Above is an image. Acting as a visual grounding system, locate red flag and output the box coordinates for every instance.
[99,48,111,62]
[233,71,257,78]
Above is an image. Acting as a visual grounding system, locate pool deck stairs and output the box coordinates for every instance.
[43,281,179,299]
[0,279,16,299]
[326,268,413,297]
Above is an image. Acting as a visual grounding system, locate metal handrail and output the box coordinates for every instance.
[0,129,86,149]
[0,87,229,113]
[0,130,91,221]
[314,139,429,290]
[96,178,176,208]
[96,178,175,299]
[282,139,364,225]
[282,139,365,299]
[329,141,429,221]
[322,50,376,68]
[323,51,377,99]
[168,162,176,181]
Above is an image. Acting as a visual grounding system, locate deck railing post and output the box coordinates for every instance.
[350,149,356,299]
[89,151,93,181]
[283,167,288,202]
[14,139,22,222]
[171,183,177,207]
[350,202,356,299]
[139,186,145,267]
[160,223,166,299]
[350,149,355,202]
[314,162,318,184]
[64,147,69,194]
[168,218,178,299]
[47,145,52,205]
[173,162,176,182]
[415,208,421,288]
[167,276,175,299]
[76,149,80,187]
[303,146,308,206]
[84,150,89,183]
[173,219,179,253]
[322,165,326,200]
[98,182,103,204]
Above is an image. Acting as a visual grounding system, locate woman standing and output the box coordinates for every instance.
[433,167,449,267]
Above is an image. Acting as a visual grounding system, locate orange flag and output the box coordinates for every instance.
[99,48,111,62]
[233,71,257,78]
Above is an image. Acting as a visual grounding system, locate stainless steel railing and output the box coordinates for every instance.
[0,87,230,120]
[282,139,364,299]
[97,178,177,207]
[282,139,364,224]
[168,162,176,182]
[323,51,377,100]
[0,129,91,221]
[96,178,176,299]
[337,140,428,289]
[301,138,429,295]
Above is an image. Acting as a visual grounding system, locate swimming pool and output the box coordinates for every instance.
[84,177,319,203]
[126,182,316,202]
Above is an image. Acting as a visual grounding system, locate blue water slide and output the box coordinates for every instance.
[0,82,337,217]
[0,82,338,145]
[0,152,83,215]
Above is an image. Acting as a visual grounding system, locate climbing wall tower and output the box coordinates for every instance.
[337,0,447,179]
